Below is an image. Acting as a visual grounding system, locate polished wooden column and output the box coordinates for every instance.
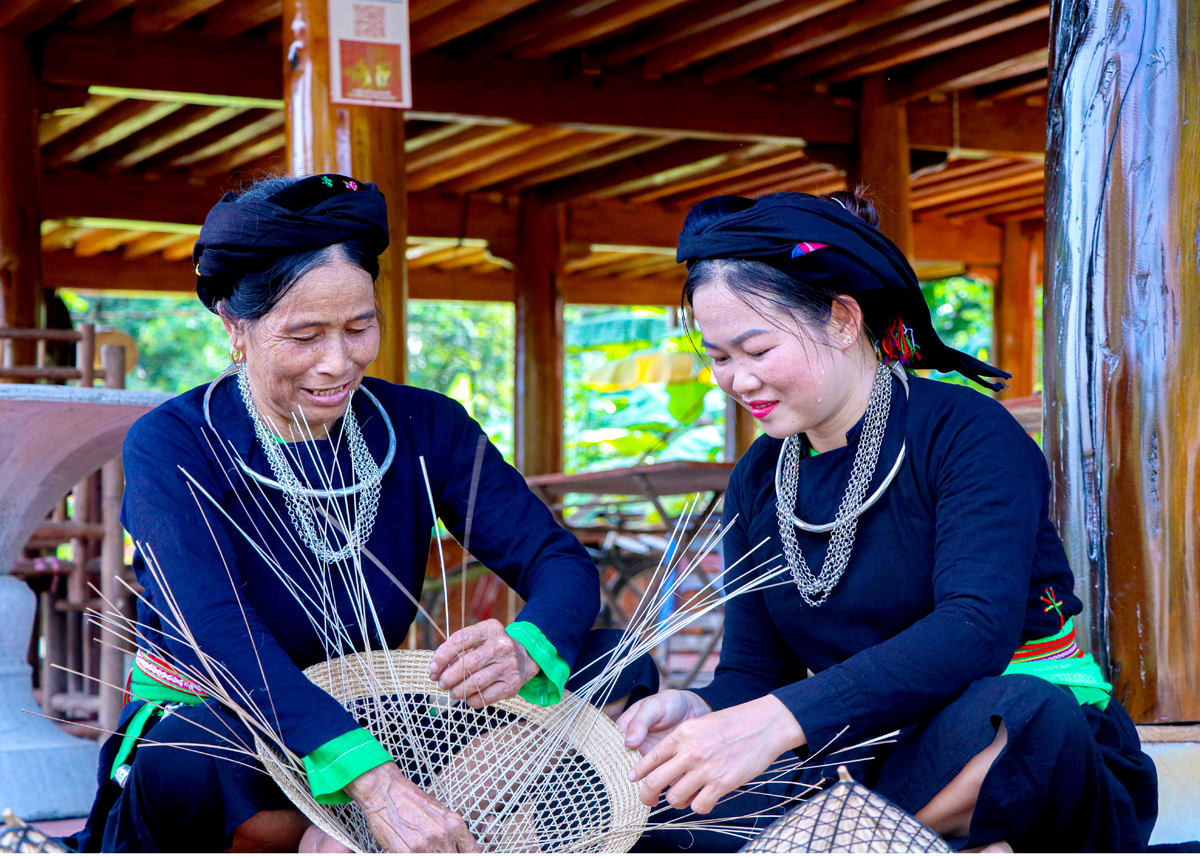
[513,194,564,476]
[994,219,1041,398]
[0,35,42,336]
[723,398,757,463]
[858,73,914,258]
[283,0,408,383]
[1045,0,1200,721]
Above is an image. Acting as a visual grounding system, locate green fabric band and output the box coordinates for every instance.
[1002,621,1113,709]
[110,661,212,779]
[302,727,395,806]
[506,621,570,706]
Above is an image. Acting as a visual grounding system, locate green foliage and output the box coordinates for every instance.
[917,275,994,387]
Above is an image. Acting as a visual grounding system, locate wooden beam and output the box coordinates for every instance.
[144,108,284,169]
[514,195,564,476]
[39,29,856,145]
[887,19,1049,103]
[857,74,913,256]
[625,145,808,204]
[0,35,43,331]
[642,0,857,77]
[438,132,625,194]
[921,182,1043,218]
[539,140,744,204]
[665,161,833,204]
[912,215,1001,263]
[702,0,952,83]
[189,126,286,177]
[511,0,695,60]
[975,69,1048,100]
[493,137,672,193]
[410,0,544,54]
[67,0,138,29]
[201,0,282,38]
[38,93,122,145]
[475,0,624,57]
[907,94,1046,155]
[131,0,227,35]
[407,127,575,192]
[993,218,1038,397]
[41,99,183,168]
[405,125,529,173]
[0,0,79,35]
[779,0,1024,81]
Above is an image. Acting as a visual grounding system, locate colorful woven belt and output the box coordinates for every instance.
[1002,612,1112,709]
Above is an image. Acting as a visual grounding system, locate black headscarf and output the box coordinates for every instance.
[193,174,390,311]
[676,193,1009,391]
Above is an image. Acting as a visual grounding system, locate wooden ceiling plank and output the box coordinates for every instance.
[476,0,621,57]
[974,69,1048,100]
[201,0,282,38]
[432,248,491,270]
[513,0,696,60]
[951,55,1048,92]
[410,0,545,54]
[984,202,1044,223]
[912,157,1023,190]
[833,8,1049,86]
[123,231,190,259]
[67,0,137,29]
[40,224,90,252]
[152,109,283,169]
[409,0,468,23]
[540,140,745,204]
[703,0,954,83]
[41,99,183,168]
[624,146,807,203]
[405,122,476,153]
[583,0,784,67]
[888,20,1049,102]
[71,227,145,257]
[95,105,244,172]
[407,245,476,268]
[921,183,1043,217]
[572,253,668,278]
[565,250,629,272]
[131,0,228,35]
[676,160,831,200]
[38,93,122,145]
[439,132,626,193]
[642,0,858,77]
[408,127,576,191]
[780,0,1024,81]
[188,127,286,178]
[912,161,1040,197]
[0,0,80,35]
[912,169,1044,208]
[494,137,673,192]
[161,235,198,261]
[405,124,530,172]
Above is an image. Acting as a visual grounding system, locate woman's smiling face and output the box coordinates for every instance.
[224,254,379,436]
[691,280,868,445]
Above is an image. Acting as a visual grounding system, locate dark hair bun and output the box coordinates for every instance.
[818,188,879,228]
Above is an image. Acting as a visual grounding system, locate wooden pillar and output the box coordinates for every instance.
[283,0,407,383]
[994,219,1040,398]
[1044,0,1200,721]
[98,345,125,733]
[857,74,914,258]
[0,35,43,336]
[723,398,756,462]
[513,194,564,476]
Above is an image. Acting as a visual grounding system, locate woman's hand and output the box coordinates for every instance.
[616,689,712,756]
[626,694,806,815]
[428,619,538,708]
[345,762,480,852]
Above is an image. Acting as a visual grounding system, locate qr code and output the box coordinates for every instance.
[353,4,386,39]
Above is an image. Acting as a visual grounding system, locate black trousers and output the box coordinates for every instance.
[636,674,1158,853]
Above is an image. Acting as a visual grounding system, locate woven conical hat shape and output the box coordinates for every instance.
[257,649,649,853]
[740,768,950,853]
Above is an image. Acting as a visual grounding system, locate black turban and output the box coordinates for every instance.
[676,194,1009,391]
[193,174,390,311]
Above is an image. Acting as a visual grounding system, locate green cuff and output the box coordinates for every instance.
[506,621,570,706]
[302,727,394,805]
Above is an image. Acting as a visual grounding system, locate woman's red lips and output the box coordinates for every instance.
[747,400,777,419]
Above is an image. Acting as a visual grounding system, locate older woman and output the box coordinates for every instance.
[71,175,650,853]
[618,192,1158,852]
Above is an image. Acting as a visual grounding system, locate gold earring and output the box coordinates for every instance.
[230,346,244,364]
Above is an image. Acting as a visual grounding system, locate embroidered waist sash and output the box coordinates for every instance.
[1001,618,1112,709]
[110,653,210,782]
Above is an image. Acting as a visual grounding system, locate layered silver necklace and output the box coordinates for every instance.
[775,361,906,607]
[236,367,382,563]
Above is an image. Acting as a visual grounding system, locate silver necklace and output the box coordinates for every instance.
[236,367,381,563]
[775,361,900,607]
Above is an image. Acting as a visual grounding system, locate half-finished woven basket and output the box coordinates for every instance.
[257,649,649,853]
[740,767,951,853]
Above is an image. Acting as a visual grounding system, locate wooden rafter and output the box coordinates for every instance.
[493,137,672,192]
[405,124,530,172]
[539,140,745,203]
[511,0,695,60]
[888,20,1049,102]
[623,145,809,203]
[584,0,781,67]
[682,161,833,200]
[439,132,627,194]
[922,183,1043,217]
[407,126,576,191]
[201,0,282,38]
[38,93,122,145]
[779,0,1023,82]
[409,0,544,54]
[71,227,143,257]
[148,109,284,169]
[122,231,191,259]
[0,0,79,36]
[474,0,625,57]
[642,0,857,77]
[702,0,955,83]
[67,0,138,29]
[41,99,183,167]
[912,166,1044,208]
[93,104,245,172]
[188,127,286,177]
[160,234,197,261]
[975,70,1048,100]
[131,0,228,35]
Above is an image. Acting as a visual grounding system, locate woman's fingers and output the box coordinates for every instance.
[430,619,535,705]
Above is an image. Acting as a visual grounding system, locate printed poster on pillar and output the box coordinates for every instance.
[328,0,411,108]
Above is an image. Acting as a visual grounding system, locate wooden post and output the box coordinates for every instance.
[1044,0,1200,721]
[857,74,914,258]
[283,0,408,383]
[994,219,1040,398]
[98,345,125,733]
[0,35,43,338]
[723,397,756,462]
[513,194,564,476]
